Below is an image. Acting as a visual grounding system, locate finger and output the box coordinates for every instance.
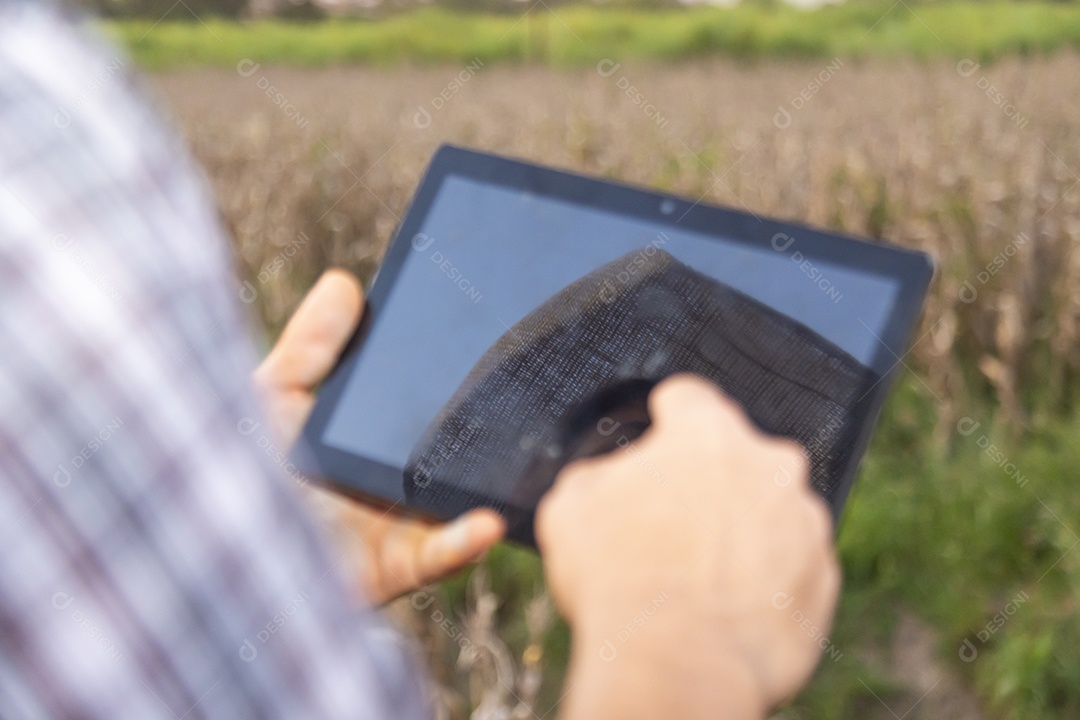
[646,373,745,432]
[258,268,364,391]
[417,509,506,581]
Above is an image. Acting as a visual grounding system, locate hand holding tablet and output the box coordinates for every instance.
[253,269,505,603]
[297,145,934,548]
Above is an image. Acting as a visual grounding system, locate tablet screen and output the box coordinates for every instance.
[322,175,900,472]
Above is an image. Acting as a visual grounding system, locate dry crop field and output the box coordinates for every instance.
[155,55,1080,434]
[150,55,1080,719]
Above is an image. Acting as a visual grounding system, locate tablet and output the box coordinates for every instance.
[299,144,933,546]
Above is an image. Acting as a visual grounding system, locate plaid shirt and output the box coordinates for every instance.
[0,2,429,717]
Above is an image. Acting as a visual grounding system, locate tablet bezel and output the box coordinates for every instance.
[299,144,934,526]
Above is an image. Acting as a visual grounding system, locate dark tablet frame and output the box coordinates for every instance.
[298,144,935,529]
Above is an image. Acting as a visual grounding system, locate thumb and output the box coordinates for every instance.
[257,268,365,392]
[420,509,507,579]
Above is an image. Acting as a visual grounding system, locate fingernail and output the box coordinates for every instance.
[438,516,471,554]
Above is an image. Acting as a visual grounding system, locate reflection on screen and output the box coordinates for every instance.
[323,176,900,469]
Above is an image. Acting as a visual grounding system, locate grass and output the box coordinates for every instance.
[106,1,1080,70]
[838,379,1080,717]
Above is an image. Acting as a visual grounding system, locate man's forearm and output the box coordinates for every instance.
[559,610,766,720]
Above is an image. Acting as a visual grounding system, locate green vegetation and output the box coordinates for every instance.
[106,1,1080,70]
[830,380,1080,718]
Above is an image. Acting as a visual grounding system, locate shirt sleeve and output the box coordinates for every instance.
[0,2,431,718]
